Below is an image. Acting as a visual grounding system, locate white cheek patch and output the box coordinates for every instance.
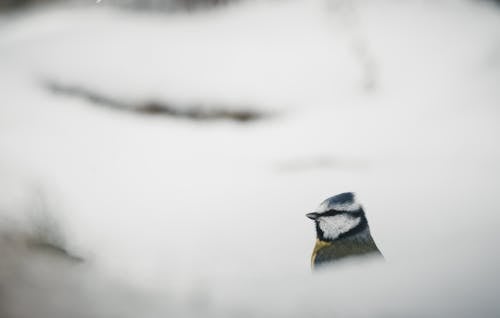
[318,214,361,240]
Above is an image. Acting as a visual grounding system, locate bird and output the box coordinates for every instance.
[306,192,383,269]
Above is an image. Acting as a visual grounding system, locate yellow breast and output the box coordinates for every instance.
[311,239,332,269]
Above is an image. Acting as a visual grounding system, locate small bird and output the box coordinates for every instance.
[306,192,383,269]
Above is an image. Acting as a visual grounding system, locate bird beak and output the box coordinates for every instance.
[306,212,319,220]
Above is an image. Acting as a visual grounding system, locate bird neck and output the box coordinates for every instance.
[311,228,381,268]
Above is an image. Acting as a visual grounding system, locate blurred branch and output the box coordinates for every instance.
[45,81,265,122]
[329,0,378,92]
[25,186,84,263]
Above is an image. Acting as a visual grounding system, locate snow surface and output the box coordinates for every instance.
[1,0,500,317]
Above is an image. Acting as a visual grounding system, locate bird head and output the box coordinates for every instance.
[306,192,369,242]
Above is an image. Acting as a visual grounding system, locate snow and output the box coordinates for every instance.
[0,0,500,317]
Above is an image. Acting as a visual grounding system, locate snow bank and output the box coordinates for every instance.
[0,0,499,316]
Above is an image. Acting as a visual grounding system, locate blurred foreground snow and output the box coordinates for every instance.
[1,0,500,317]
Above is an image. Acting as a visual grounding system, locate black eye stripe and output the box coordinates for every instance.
[319,209,363,218]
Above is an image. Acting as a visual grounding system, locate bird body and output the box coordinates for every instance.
[311,232,382,268]
[307,192,383,269]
